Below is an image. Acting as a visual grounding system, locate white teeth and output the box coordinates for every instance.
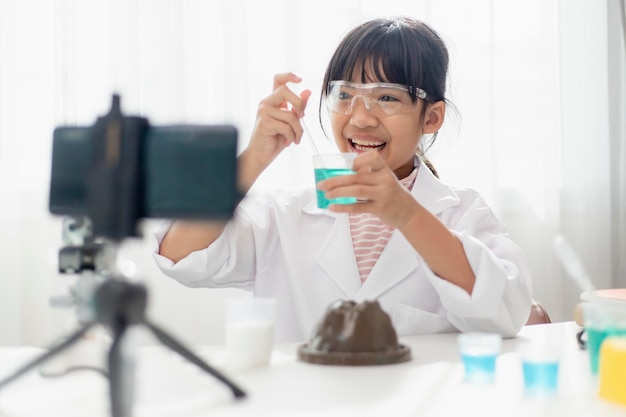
[350,138,385,147]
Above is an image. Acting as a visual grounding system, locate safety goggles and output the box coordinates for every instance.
[326,80,428,118]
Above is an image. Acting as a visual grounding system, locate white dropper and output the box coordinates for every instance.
[301,118,321,156]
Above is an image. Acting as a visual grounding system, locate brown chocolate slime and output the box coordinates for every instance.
[297,300,411,365]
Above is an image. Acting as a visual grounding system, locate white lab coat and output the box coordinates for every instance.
[152,163,532,342]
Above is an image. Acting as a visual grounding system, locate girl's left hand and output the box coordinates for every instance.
[316,151,419,228]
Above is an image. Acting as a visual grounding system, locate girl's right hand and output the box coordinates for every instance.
[247,72,311,168]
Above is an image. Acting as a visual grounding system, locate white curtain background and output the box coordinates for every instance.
[0,0,624,346]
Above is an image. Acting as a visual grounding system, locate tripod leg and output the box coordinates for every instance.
[144,320,246,399]
[108,323,133,417]
[0,323,94,390]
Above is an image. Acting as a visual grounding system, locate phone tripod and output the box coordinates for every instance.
[0,276,246,417]
[4,95,247,416]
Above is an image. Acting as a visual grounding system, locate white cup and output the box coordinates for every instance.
[224,297,276,369]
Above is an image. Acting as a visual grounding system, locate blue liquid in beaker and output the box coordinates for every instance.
[314,168,357,209]
[522,361,559,396]
[461,353,497,384]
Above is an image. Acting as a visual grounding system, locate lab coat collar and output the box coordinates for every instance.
[306,160,461,299]
[410,160,461,215]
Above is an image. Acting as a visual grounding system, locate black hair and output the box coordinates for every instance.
[320,17,450,177]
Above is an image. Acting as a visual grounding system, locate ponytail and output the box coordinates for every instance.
[423,158,439,178]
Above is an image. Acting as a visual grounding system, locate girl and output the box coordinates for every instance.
[153,17,533,342]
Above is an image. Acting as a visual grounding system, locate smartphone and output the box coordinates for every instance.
[49,124,239,221]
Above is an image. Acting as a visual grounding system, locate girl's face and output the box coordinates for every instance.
[328,80,426,180]
[330,71,443,178]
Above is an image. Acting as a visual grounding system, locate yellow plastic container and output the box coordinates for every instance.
[598,337,626,406]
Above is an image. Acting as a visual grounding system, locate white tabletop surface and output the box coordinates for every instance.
[0,321,624,417]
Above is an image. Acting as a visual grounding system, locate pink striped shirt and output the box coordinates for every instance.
[349,167,419,283]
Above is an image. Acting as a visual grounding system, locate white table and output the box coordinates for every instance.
[0,322,624,417]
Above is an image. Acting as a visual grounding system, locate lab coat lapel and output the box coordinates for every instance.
[356,231,417,300]
[311,209,362,298]
[356,163,461,300]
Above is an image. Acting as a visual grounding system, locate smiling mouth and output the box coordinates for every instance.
[349,138,386,152]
